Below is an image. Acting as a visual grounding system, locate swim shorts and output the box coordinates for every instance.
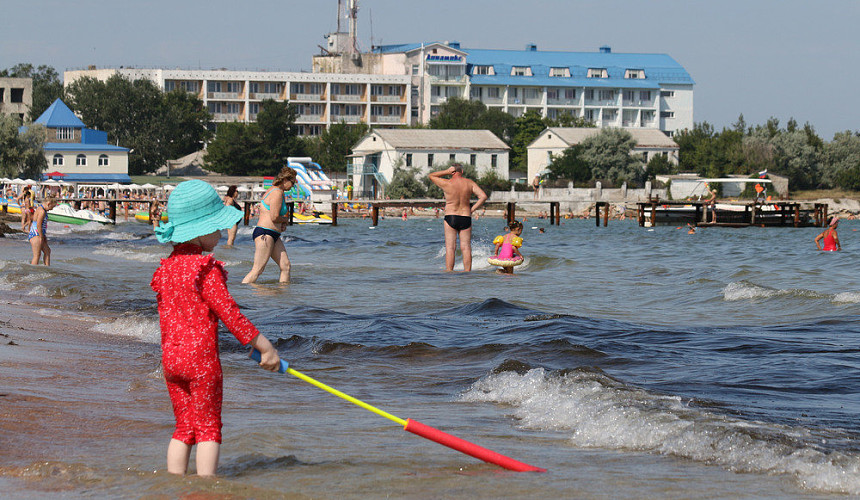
[444,215,472,231]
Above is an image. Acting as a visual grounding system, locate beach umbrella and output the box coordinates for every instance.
[10,179,26,185]
[216,185,229,192]
[252,185,267,193]
[250,349,545,473]
[41,179,60,186]
[128,183,142,190]
[163,184,176,191]
[0,178,10,183]
[237,185,251,192]
[141,183,158,189]
[22,179,39,185]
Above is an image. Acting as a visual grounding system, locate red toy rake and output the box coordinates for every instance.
[250,349,545,472]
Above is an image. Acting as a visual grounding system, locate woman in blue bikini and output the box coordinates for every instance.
[242,167,297,283]
[28,196,58,266]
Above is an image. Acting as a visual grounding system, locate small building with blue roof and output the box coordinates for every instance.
[31,99,130,183]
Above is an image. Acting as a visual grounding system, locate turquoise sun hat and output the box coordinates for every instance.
[155,179,243,244]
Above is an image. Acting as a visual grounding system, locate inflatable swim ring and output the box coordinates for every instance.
[487,256,524,267]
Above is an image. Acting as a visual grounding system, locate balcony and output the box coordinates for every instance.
[481,97,504,105]
[372,115,402,123]
[372,95,404,102]
[622,99,655,107]
[334,94,363,101]
[523,96,542,105]
[251,92,281,100]
[428,75,466,83]
[212,113,242,121]
[430,95,447,104]
[208,92,241,99]
[333,115,362,123]
[293,93,324,101]
[547,97,578,106]
[296,114,324,123]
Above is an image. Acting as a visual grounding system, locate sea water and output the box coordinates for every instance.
[0,216,858,498]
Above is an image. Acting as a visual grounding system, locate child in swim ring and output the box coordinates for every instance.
[151,180,282,476]
[489,220,524,274]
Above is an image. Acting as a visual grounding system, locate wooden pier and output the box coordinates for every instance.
[635,198,828,228]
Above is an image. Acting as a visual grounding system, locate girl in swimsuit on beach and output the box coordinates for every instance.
[242,167,297,283]
[489,220,524,275]
[28,196,57,266]
[814,217,841,251]
[152,179,281,476]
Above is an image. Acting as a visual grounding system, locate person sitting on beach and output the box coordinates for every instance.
[429,164,488,272]
[489,220,525,275]
[243,167,297,283]
[28,196,57,266]
[815,217,841,251]
[151,179,281,476]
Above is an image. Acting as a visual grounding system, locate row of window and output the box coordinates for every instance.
[52,154,110,167]
[404,153,498,169]
[470,66,647,79]
[195,82,407,96]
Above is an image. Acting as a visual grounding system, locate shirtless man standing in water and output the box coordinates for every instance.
[429,164,488,272]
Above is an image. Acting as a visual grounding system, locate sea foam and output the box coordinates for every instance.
[93,315,160,343]
[462,368,860,495]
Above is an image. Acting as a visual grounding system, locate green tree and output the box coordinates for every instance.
[547,112,595,128]
[162,89,213,160]
[0,114,46,178]
[65,74,215,174]
[474,107,516,144]
[825,131,860,190]
[510,110,545,172]
[645,153,676,181]
[309,122,369,172]
[256,99,302,163]
[386,162,427,199]
[203,122,270,176]
[0,64,64,122]
[476,168,512,195]
[579,128,643,186]
[428,97,487,129]
[548,144,590,184]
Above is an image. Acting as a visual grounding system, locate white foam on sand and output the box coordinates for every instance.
[722,281,828,302]
[462,368,860,495]
[93,315,160,343]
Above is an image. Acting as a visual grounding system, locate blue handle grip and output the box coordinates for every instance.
[250,348,289,374]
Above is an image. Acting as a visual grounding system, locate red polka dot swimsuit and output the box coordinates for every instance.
[151,243,259,445]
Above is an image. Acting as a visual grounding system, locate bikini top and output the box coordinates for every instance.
[260,188,288,217]
[493,235,523,247]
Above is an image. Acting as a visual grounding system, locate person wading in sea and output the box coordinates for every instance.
[428,164,488,272]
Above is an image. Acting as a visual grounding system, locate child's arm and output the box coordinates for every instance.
[200,261,281,370]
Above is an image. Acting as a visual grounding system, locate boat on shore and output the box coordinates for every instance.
[49,203,113,225]
[134,211,168,223]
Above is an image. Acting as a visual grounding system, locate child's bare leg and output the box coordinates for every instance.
[271,239,291,283]
[195,441,220,476]
[166,438,191,474]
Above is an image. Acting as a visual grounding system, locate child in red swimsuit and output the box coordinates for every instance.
[151,179,281,476]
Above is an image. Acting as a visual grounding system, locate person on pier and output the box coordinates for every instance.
[703,184,718,223]
[428,164,488,272]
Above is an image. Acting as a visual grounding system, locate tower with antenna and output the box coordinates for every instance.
[324,0,360,57]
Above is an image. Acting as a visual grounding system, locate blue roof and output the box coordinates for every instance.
[34,99,86,128]
[44,142,129,152]
[51,173,132,183]
[464,48,693,86]
[373,43,693,86]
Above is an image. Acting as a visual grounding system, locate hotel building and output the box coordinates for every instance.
[64,43,692,138]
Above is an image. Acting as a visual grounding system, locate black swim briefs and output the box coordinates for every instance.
[444,214,472,231]
[252,226,281,240]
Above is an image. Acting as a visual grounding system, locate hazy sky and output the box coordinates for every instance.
[3,0,858,139]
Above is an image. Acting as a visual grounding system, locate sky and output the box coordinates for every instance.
[3,0,858,140]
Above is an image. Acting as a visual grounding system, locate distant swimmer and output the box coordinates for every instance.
[687,223,696,234]
[815,217,841,251]
[429,164,488,272]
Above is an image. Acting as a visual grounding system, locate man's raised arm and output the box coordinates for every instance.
[429,166,455,188]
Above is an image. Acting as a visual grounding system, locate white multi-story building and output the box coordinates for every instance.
[64,68,411,137]
[65,42,693,138]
